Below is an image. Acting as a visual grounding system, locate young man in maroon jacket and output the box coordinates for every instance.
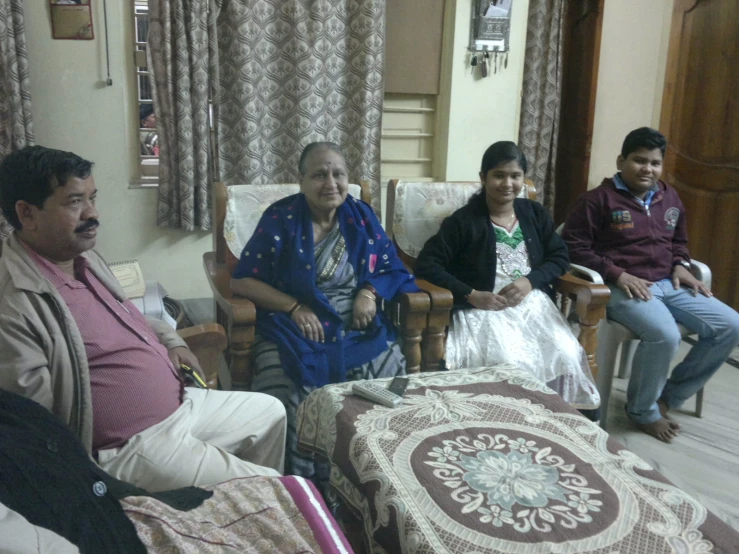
[562,127,739,442]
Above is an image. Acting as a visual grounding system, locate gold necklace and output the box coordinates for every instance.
[490,211,515,225]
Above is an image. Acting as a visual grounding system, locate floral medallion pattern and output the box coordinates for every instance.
[424,433,603,534]
[296,366,733,553]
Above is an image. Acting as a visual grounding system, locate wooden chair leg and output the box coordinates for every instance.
[421,325,446,372]
[228,323,255,391]
[695,387,704,418]
[578,304,607,383]
[401,315,424,375]
[421,304,450,372]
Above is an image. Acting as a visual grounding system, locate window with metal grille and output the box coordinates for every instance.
[133,1,158,182]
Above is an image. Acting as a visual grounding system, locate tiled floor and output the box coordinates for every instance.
[182,298,739,531]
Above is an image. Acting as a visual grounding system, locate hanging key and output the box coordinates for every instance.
[481,51,489,78]
[504,52,508,69]
[470,53,478,76]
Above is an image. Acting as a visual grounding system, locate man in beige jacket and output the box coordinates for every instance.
[0,146,286,492]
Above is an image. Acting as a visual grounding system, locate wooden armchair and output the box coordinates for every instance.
[178,324,228,389]
[385,179,611,380]
[203,182,431,391]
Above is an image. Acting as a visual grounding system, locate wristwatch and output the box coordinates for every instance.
[674,260,691,270]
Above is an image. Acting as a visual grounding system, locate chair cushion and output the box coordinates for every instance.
[391,182,480,259]
[391,181,530,259]
[223,183,362,260]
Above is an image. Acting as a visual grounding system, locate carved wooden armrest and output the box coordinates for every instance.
[203,252,257,390]
[555,272,611,380]
[387,290,430,375]
[415,279,453,372]
[178,323,227,388]
[203,252,256,327]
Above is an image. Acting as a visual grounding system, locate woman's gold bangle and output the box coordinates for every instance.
[288,302,302,316]
[359,292,376,302]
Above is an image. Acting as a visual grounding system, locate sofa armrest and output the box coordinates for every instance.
[388,291,430,374]
[690,259,711,290]
[568,263,604,285]
[178,323,228,388]
[203,252,257,390]
[555,273,611,380]
[415,279,454,311]
[414,279,453,372]
[203,252,256,326]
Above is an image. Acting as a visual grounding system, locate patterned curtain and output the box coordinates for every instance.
[148,0,217,231]
[217,0,385,214]
[0,0,33,241]
[518,0,565,212]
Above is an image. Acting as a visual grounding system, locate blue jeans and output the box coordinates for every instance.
[607,279,739,424]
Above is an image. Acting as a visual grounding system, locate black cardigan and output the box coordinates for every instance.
[415,194,569,306]
[0,389,211,553]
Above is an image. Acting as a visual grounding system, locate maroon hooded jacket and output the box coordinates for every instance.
[562,177,690,283]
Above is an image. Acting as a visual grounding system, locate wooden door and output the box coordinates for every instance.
[660,0,739,310]
[553,0,604,226]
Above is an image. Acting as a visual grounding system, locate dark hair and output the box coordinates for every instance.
[0,146,94,230]
[139,104,154,123]
[621,127,667,158]
[480,141,527,176]
[298,142,345,175]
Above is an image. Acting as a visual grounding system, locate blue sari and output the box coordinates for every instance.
[233,193,418,387]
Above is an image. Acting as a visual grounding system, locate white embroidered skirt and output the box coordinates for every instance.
[445,290,600,410]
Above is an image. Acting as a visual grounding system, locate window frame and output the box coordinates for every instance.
[131,1,159,186]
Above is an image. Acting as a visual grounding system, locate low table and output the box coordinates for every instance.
[297,366,739,553]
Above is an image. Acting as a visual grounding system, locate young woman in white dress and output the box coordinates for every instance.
[415,141,600,414]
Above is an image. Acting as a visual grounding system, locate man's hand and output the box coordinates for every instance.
[615,272,654,300]
[498,278,533,308]
[352,291,377,330]
[468,290,508,311]
[671,264,712,297]
[168,346,205,381]
[291,305,325,343]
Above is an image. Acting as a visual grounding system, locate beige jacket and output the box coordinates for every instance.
[0,234,185,453]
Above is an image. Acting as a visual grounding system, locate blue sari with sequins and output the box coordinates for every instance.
[233,193,418,387]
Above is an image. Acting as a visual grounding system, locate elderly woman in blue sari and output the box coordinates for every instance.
[230,142,417,483]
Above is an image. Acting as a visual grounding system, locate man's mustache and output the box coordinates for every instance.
[75,219,100,233]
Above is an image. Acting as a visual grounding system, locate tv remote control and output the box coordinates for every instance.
[352,382,403,408]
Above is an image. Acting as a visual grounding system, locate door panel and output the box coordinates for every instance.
[553,0,604,225]
[660,0,739,309]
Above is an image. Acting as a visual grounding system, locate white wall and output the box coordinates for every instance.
[25,2,212,299]
[436,0,530,181]
[587,0,673,189]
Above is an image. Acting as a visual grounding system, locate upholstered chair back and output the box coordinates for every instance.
[386,180,535,267]
[214,182,368,273]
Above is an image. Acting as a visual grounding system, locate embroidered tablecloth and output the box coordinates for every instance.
[297,366,739,553]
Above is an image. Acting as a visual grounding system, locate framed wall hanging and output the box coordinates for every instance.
[51,0,94,40]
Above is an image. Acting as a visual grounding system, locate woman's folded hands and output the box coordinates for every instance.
[290,304,326,343]
[352,290,377,330]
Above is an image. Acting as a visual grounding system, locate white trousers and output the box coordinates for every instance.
[98,388,286,492]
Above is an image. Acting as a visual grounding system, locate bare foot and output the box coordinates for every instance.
[657,399,681,430]
[635,418,679,443]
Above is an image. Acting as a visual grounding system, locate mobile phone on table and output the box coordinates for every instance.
[388,376,409,397]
